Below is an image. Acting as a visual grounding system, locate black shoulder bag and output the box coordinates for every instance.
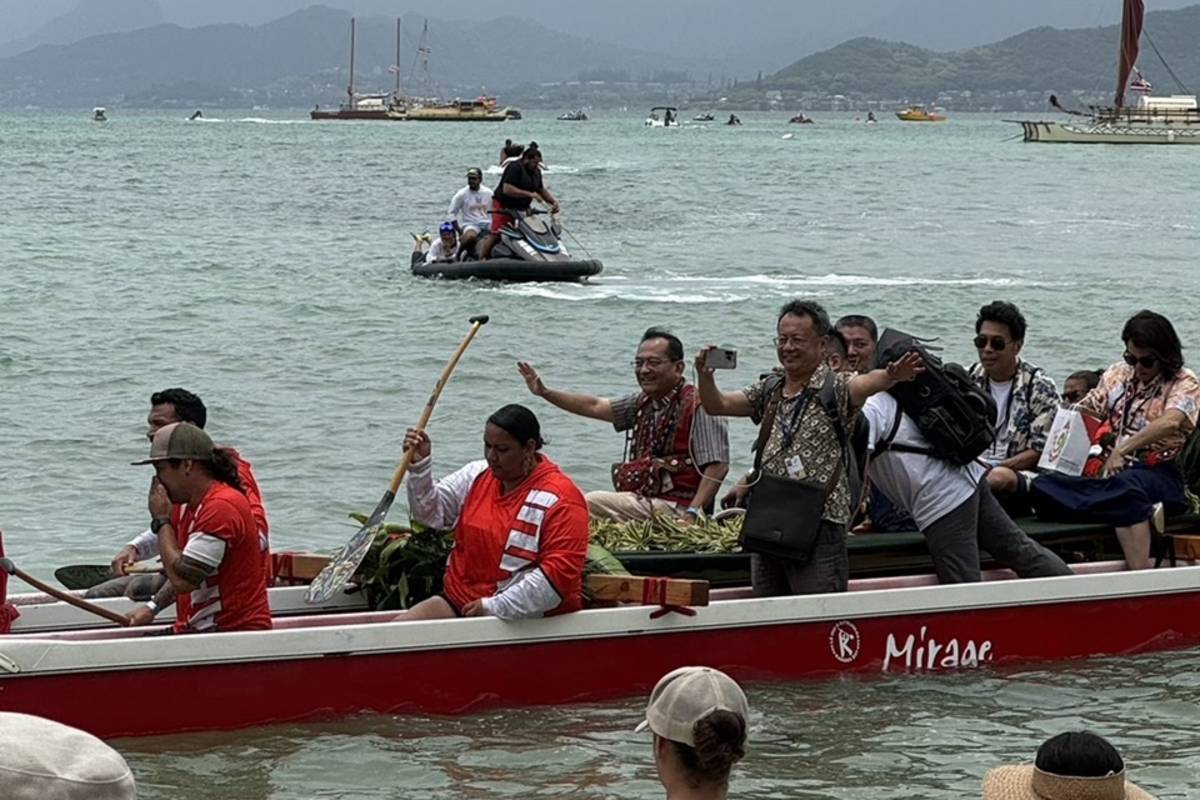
[740,375,846,562]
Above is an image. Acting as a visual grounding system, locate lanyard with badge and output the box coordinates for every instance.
[775,390,814,479]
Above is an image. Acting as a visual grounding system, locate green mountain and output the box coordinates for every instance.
[0,5,711,108]
[769,5,1200,101]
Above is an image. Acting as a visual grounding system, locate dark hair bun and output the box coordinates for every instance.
[685,709,746,780]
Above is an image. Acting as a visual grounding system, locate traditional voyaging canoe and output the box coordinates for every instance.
[3,559,1200,738]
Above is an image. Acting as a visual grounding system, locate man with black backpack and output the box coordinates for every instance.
[696,300,924,597]
[862,331,1073,583]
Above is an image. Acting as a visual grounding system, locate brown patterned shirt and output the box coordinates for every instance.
[743,364,856,524]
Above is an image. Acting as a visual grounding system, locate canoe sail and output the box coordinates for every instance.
[1114,0,1145,108]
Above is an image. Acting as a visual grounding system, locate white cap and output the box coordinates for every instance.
[635,666,750,746]
[0,712,136,799]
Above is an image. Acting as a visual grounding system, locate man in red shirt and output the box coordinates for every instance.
[128,422,271,632]
[101,388,270,606]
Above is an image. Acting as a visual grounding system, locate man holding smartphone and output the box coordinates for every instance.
[518,328,730,523]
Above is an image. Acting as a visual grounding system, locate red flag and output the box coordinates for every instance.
[1115,0,1145,108]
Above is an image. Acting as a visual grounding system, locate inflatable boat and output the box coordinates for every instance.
[411,211,603,283]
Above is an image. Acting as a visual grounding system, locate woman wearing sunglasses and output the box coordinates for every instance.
[1030,310,1200,569]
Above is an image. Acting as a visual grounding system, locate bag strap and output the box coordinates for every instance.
[875,401,936,458]
[753,379,784,472]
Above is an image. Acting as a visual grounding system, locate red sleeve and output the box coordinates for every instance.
[191,497,247,544]
[535,496,590,600]
[235,456,270,534]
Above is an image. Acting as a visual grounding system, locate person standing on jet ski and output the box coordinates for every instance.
[479,143,560,261]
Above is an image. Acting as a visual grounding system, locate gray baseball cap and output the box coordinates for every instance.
[634,666,749,746]
[132,421,214,465]
[0,712,136,799]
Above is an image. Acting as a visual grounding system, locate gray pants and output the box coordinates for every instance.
[750,520,849,596]
[923,480,1073,583]
[84,574,166,600]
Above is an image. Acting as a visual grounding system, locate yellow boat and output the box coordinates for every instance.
[896,105,946,122]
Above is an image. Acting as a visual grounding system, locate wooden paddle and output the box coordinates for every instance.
[305,314,491,603]
[1,557,131,626]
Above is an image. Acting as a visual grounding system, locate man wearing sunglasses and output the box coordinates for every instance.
[517,328,730,524]
[967,301,1059,513]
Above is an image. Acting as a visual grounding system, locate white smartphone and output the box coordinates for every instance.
[704,348,738,370]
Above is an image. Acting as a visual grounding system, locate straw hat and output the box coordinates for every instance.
[0,712,136,799]
[982,764,1157,800]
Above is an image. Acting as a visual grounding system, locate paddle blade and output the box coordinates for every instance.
[55,565,115,591]
[305,491,395,603]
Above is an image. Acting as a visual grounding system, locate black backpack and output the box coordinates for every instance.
[873,328,997,465]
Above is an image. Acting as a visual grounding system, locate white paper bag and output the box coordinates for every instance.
[1037,408,1091,477]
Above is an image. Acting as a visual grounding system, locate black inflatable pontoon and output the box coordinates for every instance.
[412,258,603,283]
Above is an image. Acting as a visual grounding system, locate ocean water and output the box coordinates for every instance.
[2,109,1200,798]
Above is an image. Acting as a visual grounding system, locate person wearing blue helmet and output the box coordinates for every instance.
[411,221,460,266]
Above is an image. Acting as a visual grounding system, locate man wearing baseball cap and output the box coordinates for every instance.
[636,666,749,799]
[448,166,493,258]
[103,387,271,604]
[130,422,271,632]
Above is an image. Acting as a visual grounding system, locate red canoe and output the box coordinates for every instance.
[2,561,1199,739]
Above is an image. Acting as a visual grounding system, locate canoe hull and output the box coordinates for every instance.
[4,566,1200,738]
[1015,119,1200,144]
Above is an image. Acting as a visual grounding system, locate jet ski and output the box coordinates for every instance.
[411,210,603,283]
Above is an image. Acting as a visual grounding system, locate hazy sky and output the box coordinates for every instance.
[2,0,1196,68]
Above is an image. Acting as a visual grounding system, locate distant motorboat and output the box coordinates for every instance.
[557,109,589,121]
[645,106,680,127]
[788,113,814,124]
[92,107,107,122]
[896,105,946,122]
[693,112,715,121]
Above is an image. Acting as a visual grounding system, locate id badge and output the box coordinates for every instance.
[785,455,807,479]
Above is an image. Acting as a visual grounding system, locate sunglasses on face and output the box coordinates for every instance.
[1123,351,1159,369]
[1062,390,1085,404]
[973,335,1008,351]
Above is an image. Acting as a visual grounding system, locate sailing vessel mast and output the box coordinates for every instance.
[346,17,356,110]
[394,18,402,98]
[1114,0,1145,109]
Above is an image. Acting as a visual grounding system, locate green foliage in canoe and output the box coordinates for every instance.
[589,515,742,554]
[349,513,632,611]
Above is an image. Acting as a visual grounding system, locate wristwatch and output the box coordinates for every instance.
[685,506,703,518]
[144,599,160,615]
[150,516,172,534]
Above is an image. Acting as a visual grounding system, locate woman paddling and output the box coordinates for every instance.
[1031,310,1200,569]
[396,404,589,620]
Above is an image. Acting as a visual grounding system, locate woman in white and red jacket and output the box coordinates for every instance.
[396,404,589,621]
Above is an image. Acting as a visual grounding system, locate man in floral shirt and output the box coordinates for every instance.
[696,299,923,597]
[968,301,1059,513]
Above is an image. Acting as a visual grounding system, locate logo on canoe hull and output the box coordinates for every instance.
[829,620,861,663]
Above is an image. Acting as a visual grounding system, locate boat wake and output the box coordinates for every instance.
[487,272,1060,304]
[483,163,578,175]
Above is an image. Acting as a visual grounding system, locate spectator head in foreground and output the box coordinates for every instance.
[0,711,136,799]
[637,666,749,799]
[982,730,1156,800]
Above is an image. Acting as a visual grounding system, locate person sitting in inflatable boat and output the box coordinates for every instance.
[411,221,460,267]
